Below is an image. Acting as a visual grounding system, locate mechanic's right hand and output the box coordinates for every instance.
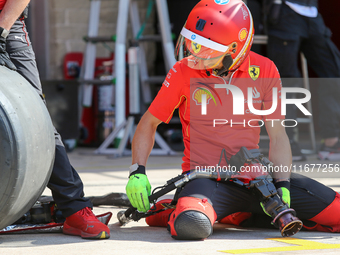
[0,34,17,71]
[126,173,151,212]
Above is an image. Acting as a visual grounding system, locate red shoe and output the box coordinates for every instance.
[63,207,110,239]
[145,199,174,227]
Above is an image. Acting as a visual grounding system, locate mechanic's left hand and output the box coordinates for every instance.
[260,202,271,217]
[277,187,291,207]
[274,180,291,207]
[261,180,291,216]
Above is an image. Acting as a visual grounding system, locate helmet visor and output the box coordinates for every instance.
[175,27,229,70]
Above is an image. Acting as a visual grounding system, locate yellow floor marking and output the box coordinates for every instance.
[220,237,340,254]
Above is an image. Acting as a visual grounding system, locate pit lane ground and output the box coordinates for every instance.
[1,147,339,255]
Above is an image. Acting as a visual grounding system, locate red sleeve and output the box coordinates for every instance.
[262,61,284,120]
[148,62,186,123]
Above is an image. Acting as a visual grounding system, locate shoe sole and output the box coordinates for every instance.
[63,225,110,239]
[82,231,110,239]
[292,155,307,162]
[318,151,340,161]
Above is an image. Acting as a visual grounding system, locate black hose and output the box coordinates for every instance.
[123,182,177,218]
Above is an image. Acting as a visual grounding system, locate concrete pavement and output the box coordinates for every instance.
[1,147,340,255]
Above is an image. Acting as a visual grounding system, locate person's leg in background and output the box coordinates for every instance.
[247,0,265,55]
[299,13,340,160]
[266,4,315,161]
[7,18,110,239]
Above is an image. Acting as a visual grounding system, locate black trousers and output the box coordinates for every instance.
[7,18,92,217]
[267,4,340,139]
[178,173,336,228]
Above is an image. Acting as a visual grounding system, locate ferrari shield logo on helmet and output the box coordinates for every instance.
[215,0,230,5]
[191,41,202,54]
[249,65,260,81]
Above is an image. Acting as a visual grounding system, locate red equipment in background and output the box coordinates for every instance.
[63,52,129,146]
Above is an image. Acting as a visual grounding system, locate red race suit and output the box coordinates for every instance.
[149,51,284,172]
[0,0,6,10]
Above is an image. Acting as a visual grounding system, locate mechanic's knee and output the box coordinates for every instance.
[168,197,216,240]
[169,210,212,240]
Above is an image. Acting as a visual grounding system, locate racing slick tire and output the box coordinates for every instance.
[0,66,55,229]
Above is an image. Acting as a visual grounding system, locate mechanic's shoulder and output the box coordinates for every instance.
[249,51,274,67]
[172,59,193,73]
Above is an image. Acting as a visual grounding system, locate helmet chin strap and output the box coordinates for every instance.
[213,54,233,77]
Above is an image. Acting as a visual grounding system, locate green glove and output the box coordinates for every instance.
[275,180,291,207]
[261,181,291,217]
[260,202,271,217]
[277,187,290,207]
[126,173,151,212]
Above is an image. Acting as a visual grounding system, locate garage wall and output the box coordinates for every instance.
[30,0,154,80]
[29,1,340,81]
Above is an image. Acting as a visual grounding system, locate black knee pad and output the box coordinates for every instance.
[171,210,213,240]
